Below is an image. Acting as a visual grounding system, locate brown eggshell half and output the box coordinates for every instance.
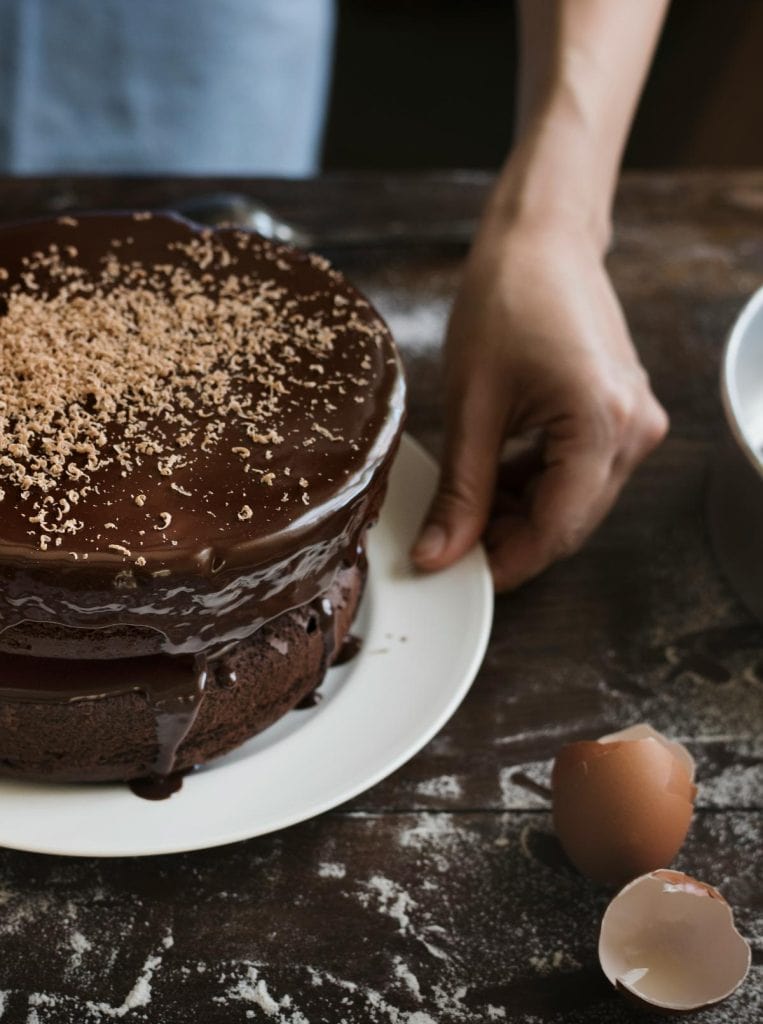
[599,869,751,1012]
[552,738,697,887]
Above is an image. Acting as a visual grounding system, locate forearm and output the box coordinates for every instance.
[486,0,669,247]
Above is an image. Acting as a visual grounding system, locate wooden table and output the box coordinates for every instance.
[0,173,760,1023]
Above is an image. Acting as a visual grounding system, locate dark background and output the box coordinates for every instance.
[323,0,763,171]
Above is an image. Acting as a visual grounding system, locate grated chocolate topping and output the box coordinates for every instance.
[0,212,401,566]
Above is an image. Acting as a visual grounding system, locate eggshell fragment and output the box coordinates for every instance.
[599,869,751,1012]
[598,724,696,782]
[552,725,697,886]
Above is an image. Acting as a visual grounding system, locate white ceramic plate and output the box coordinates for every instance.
[0,434,493,857]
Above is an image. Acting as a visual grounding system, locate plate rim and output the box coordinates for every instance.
[0,433,493,857]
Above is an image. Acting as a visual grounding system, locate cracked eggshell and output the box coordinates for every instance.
[599,869,751,1013]
[597,724,696,782]
[552,725,697,886]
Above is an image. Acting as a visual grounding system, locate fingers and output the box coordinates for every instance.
[613,393,669,473]
[487,445,611,590]
[411,377,506,571]
[494,430,546,497]
[488,394,669,591]
[414,385,668,585]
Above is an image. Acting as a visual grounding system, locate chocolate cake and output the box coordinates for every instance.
[0,212,405,784]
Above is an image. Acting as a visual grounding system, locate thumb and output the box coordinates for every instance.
[411,389,504,571]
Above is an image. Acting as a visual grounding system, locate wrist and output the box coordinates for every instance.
[484,111,617,254]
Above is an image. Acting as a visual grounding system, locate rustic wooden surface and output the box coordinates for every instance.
[0,173,761,1023]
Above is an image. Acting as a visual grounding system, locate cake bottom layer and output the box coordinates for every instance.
[0,562,364,784]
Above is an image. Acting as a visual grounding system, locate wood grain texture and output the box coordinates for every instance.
[0,172,760,1022]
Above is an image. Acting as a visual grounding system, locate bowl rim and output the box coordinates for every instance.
[720,284,763,480]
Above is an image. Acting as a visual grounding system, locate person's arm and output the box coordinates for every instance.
[411,0,670,590]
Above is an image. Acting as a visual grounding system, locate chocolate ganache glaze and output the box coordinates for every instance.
[0,212,405,782]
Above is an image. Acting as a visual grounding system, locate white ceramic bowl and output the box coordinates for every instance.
[708,285,763,619]
[721,285,763,465]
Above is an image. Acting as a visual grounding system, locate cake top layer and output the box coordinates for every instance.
[0,212,404,568]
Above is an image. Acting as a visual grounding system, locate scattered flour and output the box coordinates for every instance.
[392,958,421,1000]
[274,964,469,1024]
[307,967,438,1024]
[430,984,473,1022]
[528,950,580,974]
[0,889,51,938]
[363,876,413,935]
[399,812,464,863]
[497,763,551,811]
[363,985,427,1024]
[68,930,93,971]
[318,862,346,879]
[85,930,173,1019]
[367,292,451,356]
[218,963,308,1023]
[397,812,483,876]
[360,876,448,962]
[699,763,763,808]
[415,776,462,800]
[312,969,357,994]
[494,721,588,746]
[27,993,59,1021]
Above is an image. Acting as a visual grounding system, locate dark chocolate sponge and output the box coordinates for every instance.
[0,562,364,783]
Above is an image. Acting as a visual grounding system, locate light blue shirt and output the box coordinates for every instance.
[0,0,335,175]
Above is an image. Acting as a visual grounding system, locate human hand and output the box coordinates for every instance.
[410,219,668,590]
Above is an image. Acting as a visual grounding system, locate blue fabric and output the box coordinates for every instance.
[0,0,335,175]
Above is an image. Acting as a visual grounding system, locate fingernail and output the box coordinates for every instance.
[412,523,447,563]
